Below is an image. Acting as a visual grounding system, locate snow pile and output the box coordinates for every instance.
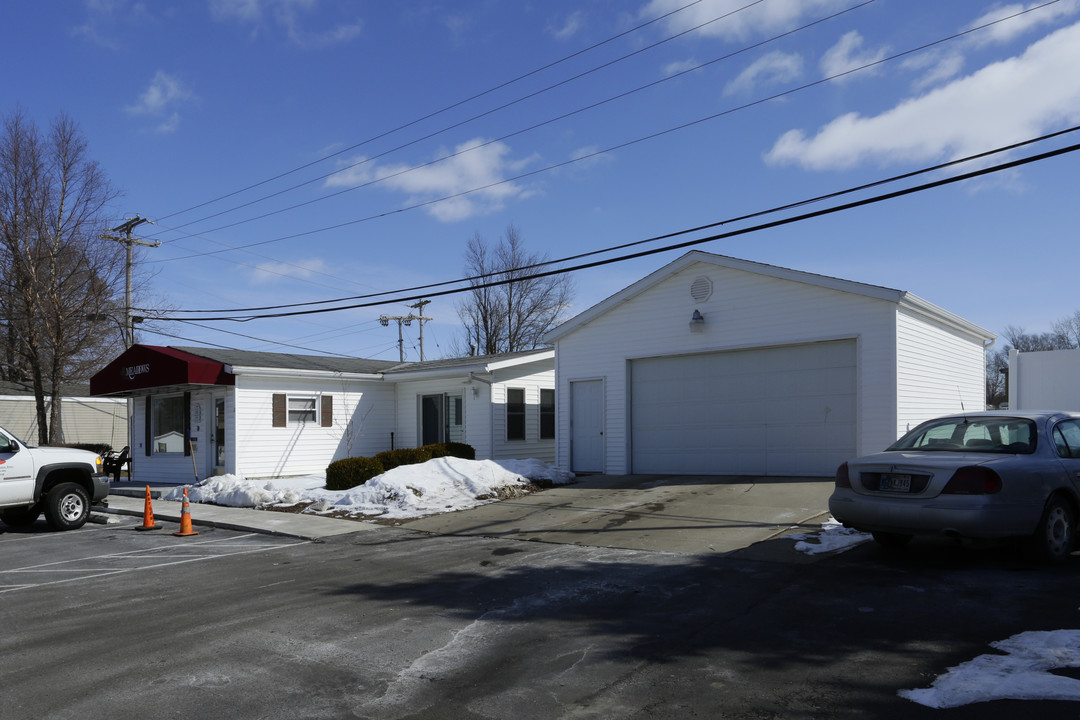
[789,516,872,555]
[164,457,573,520]
[900,630,1080,708]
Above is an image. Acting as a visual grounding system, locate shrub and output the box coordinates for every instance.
[374,447,433,471]
[445,442,475,460]
[421,442,476,460]
[326,456,384,491]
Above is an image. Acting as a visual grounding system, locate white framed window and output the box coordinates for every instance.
[288,396,317,424]
[272,393,333,428]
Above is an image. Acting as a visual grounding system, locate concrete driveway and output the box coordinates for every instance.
[400,474,834,556]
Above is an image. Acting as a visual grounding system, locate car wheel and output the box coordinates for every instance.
[1029,495,1076,565]
[43,483,90,531]
[872,532,913,551]
[0,505,42,527]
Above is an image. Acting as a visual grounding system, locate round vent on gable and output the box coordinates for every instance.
[690,276,713,302]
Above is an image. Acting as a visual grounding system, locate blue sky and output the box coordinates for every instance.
[4,0,1080,361]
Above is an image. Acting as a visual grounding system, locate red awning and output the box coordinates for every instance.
[90,345,235,396]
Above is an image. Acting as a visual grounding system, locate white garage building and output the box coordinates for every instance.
[545,251,994,477]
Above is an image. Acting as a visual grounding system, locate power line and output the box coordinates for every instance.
[143,137,1080,323]
[155,0,781,235]
[149,0,1061,264]
[154,1,873,244]
[140,123,1080,316]
[151,0,716,225]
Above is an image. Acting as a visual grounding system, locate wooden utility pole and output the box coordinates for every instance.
[101,216,157,347]
[379,299,433,362]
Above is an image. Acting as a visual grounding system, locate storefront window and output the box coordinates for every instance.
[152,395,186,453]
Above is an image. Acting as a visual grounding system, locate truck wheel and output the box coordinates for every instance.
[44,483,90,531]
[1,506,42,527]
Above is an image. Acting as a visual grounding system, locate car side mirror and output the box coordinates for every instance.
[0,439,16,454]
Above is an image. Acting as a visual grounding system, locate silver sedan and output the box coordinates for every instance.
[829,411,1080,562]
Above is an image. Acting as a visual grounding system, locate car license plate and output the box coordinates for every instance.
[879,474,912,492]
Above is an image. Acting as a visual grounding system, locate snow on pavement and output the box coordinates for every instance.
[788,516,872,555]
[899,630,1080,708]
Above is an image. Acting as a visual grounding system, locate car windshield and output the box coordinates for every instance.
[888,416,1037,454]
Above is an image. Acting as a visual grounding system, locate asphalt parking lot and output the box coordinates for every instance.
[0,513,306,595]
[3,507,1079,720]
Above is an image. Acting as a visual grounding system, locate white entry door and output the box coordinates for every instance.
[571,380,604,473]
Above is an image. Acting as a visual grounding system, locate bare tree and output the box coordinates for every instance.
[455,225,574,356]
[0,109,124,443]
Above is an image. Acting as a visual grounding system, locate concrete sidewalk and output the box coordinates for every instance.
[104,491,377,540]
[103,475,835,557]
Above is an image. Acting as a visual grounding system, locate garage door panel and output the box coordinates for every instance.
[631,341,856,476]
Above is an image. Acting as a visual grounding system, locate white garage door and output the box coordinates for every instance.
[630,341,856,476]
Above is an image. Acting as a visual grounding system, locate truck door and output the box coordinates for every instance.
[0,431,36,506]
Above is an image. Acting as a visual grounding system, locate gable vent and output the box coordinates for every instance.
[690,276,713,302]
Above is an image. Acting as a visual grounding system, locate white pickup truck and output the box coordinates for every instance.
[0,425,110,530]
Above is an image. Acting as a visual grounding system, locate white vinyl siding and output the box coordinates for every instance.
[553,261,899,474]
[393,377,491,458]
[895,307,987,438]
[491,364,556,464]
[1010,349,1080,411]
[233,376,395,479]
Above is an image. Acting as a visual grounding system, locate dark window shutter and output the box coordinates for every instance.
[272,394,286,427]
[183,392,191,457]
[144,396,151,456]
[321,394,333,428]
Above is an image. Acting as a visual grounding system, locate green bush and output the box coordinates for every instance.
[445,442,475,460]
[374,447,433,471]
[326,456,385,491]
[421,442,475,460]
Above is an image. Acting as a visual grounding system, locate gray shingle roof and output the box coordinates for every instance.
[382,347,553,374]
[170,347,398,375]
[171,346,551,376]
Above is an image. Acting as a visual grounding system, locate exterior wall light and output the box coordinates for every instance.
[689,309,705,332]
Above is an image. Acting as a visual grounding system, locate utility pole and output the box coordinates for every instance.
[102,216,157,347]
[409,299,432,361]
[379,299,433,362]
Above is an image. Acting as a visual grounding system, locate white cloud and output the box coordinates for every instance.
[326,139,534,222]
[550,11,584,41]
[903,1,1080,91]
[125,71,195,133]
[901,50,965,91]
[250,258,329,284]
[766,21,1080,170]
[640,0,851,41]
[966,0,1080,46]
[820,31,887,81]
[663,58,700,77]
[724,51,803,96]
[210,0,362,47]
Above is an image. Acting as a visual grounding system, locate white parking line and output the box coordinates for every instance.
[0,535,309,594]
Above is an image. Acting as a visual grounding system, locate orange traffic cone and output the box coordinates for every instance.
[172,487,200,537]
[134,485,161,531]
